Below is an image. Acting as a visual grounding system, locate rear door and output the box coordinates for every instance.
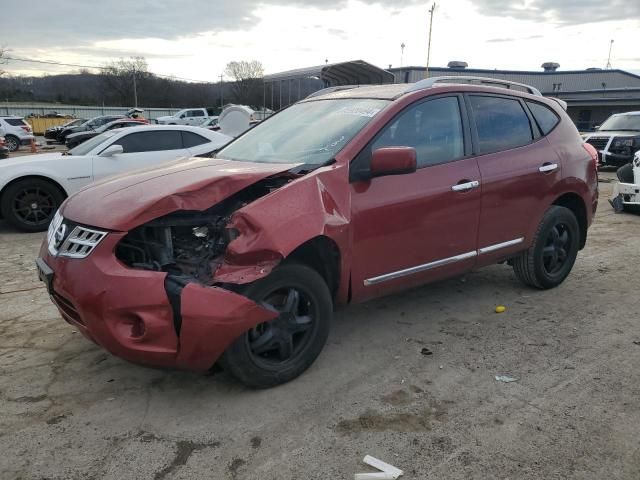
[350,94,482,301]
[466,94,562,265]
[92,130,189,180]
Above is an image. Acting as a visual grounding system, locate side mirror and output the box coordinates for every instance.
[370,147,417,178]
[101,144,124,157]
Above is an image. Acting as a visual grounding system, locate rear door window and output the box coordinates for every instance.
[526,101,560,135]
[189,110,205,117]
[114,131,183,153]
[469,95,533,154]
[182,131,210,148]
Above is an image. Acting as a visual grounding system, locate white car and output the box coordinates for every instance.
[156,108,216,126]
[610,150,640,212]
[0,116,36,152]
[0,125,231,231]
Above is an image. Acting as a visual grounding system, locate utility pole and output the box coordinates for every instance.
[219,74,224,109]
[606,39,614,69]
[425,3,436,79]
[132,71,138,108]
[400,42,406,67]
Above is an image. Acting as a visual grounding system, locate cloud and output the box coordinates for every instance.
[3,0,420,48]
[472,0,640,24]
[487,34,543,43]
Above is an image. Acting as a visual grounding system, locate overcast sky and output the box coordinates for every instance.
[3,0,639,80]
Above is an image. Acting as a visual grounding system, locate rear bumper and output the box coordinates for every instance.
[612,182,640,205]
[599,151,634,168]
[38,232,276,372]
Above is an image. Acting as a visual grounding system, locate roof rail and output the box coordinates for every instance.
[406,76,542,96]
[306,85,361,99]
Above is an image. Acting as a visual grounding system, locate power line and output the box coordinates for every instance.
[3,55,214,84]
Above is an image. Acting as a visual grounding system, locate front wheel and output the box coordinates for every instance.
[513,206,580,289]
[0,178,65,232]
[221,263,332,388]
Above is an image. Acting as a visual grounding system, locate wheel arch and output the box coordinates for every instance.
[552,192,587,249]
[0,175,69,215]
[286,235,341,301]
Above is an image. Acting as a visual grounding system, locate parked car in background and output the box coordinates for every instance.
[35,77,598,387]
[44,118,87,143]
[610,150,640,212]
[0,125,231,231]
[0,128,9,159]
[65,119,147,149]
[200,116,219,130]
[583,111,640,168]
[58,115,125,144]
[156,108,217,126]
[0,116,36,152]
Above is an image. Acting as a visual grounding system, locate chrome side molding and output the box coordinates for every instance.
[364,237,525,286]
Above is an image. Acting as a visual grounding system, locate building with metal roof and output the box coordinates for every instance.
[389,63,640,130]
[263,60,394,110]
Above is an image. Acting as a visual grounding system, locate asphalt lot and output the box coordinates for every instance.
[1,170,639,479]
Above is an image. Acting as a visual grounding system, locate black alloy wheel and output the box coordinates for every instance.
[0,179,64,232]
[542,222,573,277]
[513,205,580,289]
[247,288,316,367]
[221,262,332,388]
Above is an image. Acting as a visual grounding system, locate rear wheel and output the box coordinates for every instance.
[5,135,19,152]
[513,206,580,289]
[221,263,332,388]
[0,178,65,232]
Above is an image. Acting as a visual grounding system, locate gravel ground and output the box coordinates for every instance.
[0,172,639,480]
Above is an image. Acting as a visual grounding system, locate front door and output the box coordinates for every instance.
[350,95,482,302]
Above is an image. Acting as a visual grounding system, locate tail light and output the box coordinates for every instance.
[583,143,598,170]
[21,125,32,133]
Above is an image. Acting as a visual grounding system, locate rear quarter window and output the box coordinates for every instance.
[182,131,209,148]
[526,101,560,135]
[3,118,27,127]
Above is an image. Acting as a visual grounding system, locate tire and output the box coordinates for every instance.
[0,178,65,232]
[513,206,580,289]
[5,135,19,152]
[221,262,332,388]
[616,163,634,183]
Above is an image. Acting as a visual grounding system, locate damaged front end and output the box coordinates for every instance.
[112,176,291,369]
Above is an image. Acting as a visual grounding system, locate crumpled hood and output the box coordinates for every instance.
[62,157,300,231]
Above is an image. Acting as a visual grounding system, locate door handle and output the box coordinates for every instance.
[451,180,480,192]
[539,163,558,173]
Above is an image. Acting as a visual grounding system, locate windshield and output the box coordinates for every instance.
[68,131,118,156]
[599,114,640,131]
[217,99,389,165]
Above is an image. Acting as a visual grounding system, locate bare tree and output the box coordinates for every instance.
[224,60,264,106]
[0,48,7,78]
[101,56,148,106]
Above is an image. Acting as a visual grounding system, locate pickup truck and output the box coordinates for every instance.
[156,108,217,126]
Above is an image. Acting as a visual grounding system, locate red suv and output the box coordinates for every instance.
[37,77,598,387]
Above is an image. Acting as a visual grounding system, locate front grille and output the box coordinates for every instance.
[52,292,84,325]
[58,226,107,259]
[586,137,609,151]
